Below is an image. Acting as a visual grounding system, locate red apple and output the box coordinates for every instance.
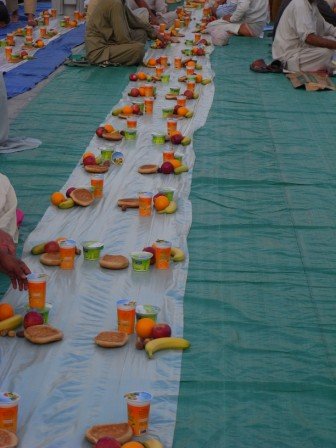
[83,156,96,166]
[183,89,194,99]
[173,105,179,115]
[20,50,28,59]
[66,187,76,198]
[152,323,172,339]
[170,134,183,145]
[95,127,105,138]
[161,162,174,174]
[197,48,205,56]
[95,437,121,448]
[23,311,44,329]
[143,246,156,265]
[129,73,138,81]
[130,88,140,97]
[132,104,140,115]
[44,241,60,253]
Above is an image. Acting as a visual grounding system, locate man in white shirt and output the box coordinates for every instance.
[207,0,269,46]
[273,0,336,72]
[126,0,176,27]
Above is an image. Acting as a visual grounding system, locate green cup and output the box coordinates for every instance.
[162,108,174,119]
[100,149,114,161]
[161,74,170,84]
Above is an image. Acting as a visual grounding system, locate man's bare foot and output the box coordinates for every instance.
[11,10,19,22]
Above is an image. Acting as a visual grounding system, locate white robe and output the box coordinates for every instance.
[0,173,18,243]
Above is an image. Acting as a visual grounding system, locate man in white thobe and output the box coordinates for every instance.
[126,0,176,27]
[273,0,336,72]
[207,0,269,46]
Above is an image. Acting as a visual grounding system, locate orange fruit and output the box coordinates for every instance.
[186,60,195,67]
[36,40,44,48]
[139,87,146,96]
[170,130,182,138]
[169,159,182,169]
[122,105,133,115]
[135,317,155,339]
[137,72,147,80]
[83,152,95,161]
[195,74,203,83]
[0,303,14,321]
[104,124,115,133]
[121,442,144,448]
[177,107,188,117]
[148,58,156,67]
[154,195,170,211]
[50,192,66,206]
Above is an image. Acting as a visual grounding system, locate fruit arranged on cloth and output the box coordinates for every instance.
[86,423,133,445]
[0,303,14,321]
[82,152,110,173]
[24,324,63,344]
[23,311,44,329]
[198,37,211,46]
[99,255,129,270]
[152,323,172,339]
[145,337,190,358]
[117,198,139,211]
[128,88,140,97]
[136,318,155,339]
[170,105,193,118]
[182,59,202,70]
[154,195,178,214]
[95,438,121,448]
[45,28,58,38]
[31,239,81,255]
[129,71,152,82]
[34,38,45,48]
[138,164,159,174]
[0,428,19,447]
[158,160,189,175]
[95,124,123,142]
[150,39,168,49]
[142,246,156,264]
[144,57,170,67]
[170,246,185,262]
[169,131,191,146]
[0,314,22,332]
[122,442,145,448]
[140,439,164,448]
[112,104,143,119]
[95,331,129,348]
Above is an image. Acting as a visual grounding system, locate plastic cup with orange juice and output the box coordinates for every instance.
[160,55,168,67]
[163,148,175,162]
[138,192,152,217]
[154,240,172,270]
[155,65,164,77]
[117,299,136,334]
[174,57,182,69]
[0,392,20,434]
[27,273,48,309]
[164,30,171,40]
[159,23,165,33]
[186,77,196,91]
[194,33,201,43]
[43,15,50,25]
[39,26,47,38]
[177,96,186,107]
[144,83,154,97]
[185,15,191,26]
[5,47,12,61]
[127,116,138,129]
[91,174,104,199]
[174,18,180,28]
[74,10,80,20]
[59,239,76,270]
[144,97,154,115]
[186,66,195,76]
[26,26,33,36]
[6,34,15,46]
[166,118,177,136]
[124,391,152,436]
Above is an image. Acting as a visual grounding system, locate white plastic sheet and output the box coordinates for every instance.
[0,10,215,447]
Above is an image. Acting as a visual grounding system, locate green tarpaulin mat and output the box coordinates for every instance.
[1,34,336,446]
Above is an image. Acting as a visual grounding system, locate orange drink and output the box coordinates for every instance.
[5,47,12,61]
[39,26,47,38]
[59,239,76,270]
[160,55,168,67]
[186,60,196,69]
[27,273,47,309]
[155,65,164,77]
[6,34,15,46]
[64,16,70,24]
[174,57,182,69]
[174,18,180,28]
[159,22,166,33]
[144,83,154,97]
[50,8,57,17]
[74,10,80,20]
[26,26,33,36]
[127,116,138,128]
[24,36,33,45]
[186,66,194,76]
[91,174,104,198]
[176,6,183,15]
[194,33,201,43]
[125,392,152,436]
[167,118,177,136]
[155,240,172,269]
[185,15,191,26]
[186,77,196,91]
[144,97,154,115]
[177,95,186,107]
[138,192,152,217]
[164,30,171,40]
[43,14,50,25]
[0,392,20,434]
[163,149,175,162]
[117,299,136,334]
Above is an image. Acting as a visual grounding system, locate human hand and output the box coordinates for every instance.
[0,254,31,291]
[0,230,16,255]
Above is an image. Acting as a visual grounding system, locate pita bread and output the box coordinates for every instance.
[117,198,139,211]
[85,423,133,444]
[138,164,159,174]
[70,188,94,207]
[99,255,129,270]
[0,429,18,448]
[95,331,129,348]
[84,165,109,174]
[165,93,178,100]
[178,76,187,83]
[102,132,123,141]
[40,253,61,266]
[24,325,63,345]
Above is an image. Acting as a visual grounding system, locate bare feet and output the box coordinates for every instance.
[11,10,19,22]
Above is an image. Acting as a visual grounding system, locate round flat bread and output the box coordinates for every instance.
[178,76,187,83]
[24,325,63,345]
[95,331,129,348]
[165,94,177,100]
[138,164,159,174]
[99,255,129,270]
[85,423,133,444]
[117,198,139,211]
[40,253,61,266]
[70,188,94,207]
[84,165,109,173]
[0,429,18,448]
[102,132,123,141]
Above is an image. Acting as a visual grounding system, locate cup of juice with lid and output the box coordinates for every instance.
[117,299,136,334]
[124,391,152,436]
[59,239,76,270]
[0,392,20,434]
[27,273,48,309]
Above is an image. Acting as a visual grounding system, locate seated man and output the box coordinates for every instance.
[3,0,37,26]
[213,0,238,19]
[86,0,163,66]
[207,0,269,46]
[0,1,10,28]
[0,174,30,291]
[126,0,176,27]
[273,0,336,72]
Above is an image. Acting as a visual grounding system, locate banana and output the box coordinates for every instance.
[185,111,193,119]
[174,165,189,175]
[181,136,191,146]
[195,63,202,70]
[170,247,185,262]
[158,201,177,215]
[0,315,23,331]
[193,92,199,99]
[58,198,75,209]
[142,439,164,448]
[202,78,212,85]
[112,107,123,116]
[31,243,46,255]
[145,337,190,359]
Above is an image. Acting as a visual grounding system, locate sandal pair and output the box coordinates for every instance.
[250,59,283,74]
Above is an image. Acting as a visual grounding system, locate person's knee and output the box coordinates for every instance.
[131,42,145,62]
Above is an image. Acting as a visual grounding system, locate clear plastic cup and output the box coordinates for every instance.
[117,299,136,334]
[0,392,20,434]
[124,391,152,436]
[91,174,104,199]
[27,273,48,309]
[136,304,160,321]
[154,240,172,270]
[144,97,154,115]
[138,192,152,217]
[59,239,76,270]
